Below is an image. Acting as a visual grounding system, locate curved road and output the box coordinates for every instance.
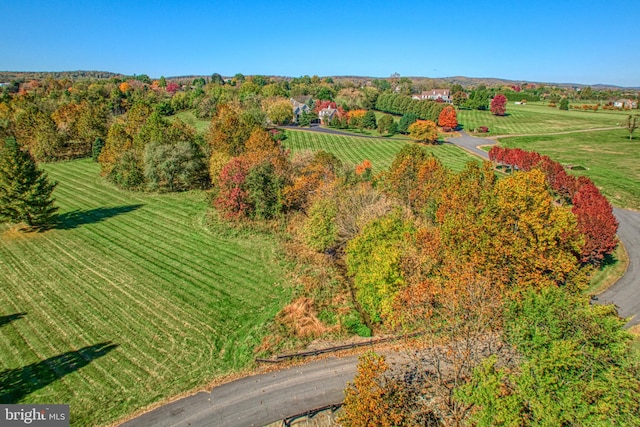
[447,131,640,327]
[120,130,640,427]
[121,356,360,427]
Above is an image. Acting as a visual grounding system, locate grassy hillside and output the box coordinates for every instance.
[283,130,479,173]
[0,160,291,425]
[457,103,631,136]
[498,128,640,209]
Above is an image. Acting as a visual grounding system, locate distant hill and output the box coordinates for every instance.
[0,70,122,81]
[0,71,637,91]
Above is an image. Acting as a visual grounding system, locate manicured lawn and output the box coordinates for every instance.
[457,103,630,136]
[283,129,479,173]
[0,160,291,425]
[497,128,640,209]
[168,110,210,134]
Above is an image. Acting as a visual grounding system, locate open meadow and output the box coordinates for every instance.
[497,128,640,210]
[0,160,291,425]
[283,130,479,172]
[457,102,631,136]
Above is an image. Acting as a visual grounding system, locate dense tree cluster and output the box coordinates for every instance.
[338,146,636,425]
[375,93,447,122]
[489,146,618,264]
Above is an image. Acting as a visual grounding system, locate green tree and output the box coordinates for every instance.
[303,197,338,252]
[362,110,377,129]
[144,141,208,192]
[458,287,640,426]
[559,97,569,110]
[92,137,105,162]
[245,161,284,220]
[346,209,415,323]
[397,113,418,134]
[297,110,317,127]
[267,99,294,125]
[211,73,225,85]
[625,114,638,140]
[0,138,57,229]
[377,114,396,135]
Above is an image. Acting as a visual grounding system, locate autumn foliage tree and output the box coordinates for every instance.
[214,157,250,219]
[437,105,458,130]
[489,146,618,265]
[408,120,438,144]
[572,178,619,264]
[490,93,507,116]
[340,352,409,427]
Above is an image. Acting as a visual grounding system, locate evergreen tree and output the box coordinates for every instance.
[92,137,105,162]
[0,138,58,229]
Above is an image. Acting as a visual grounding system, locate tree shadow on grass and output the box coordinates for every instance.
[0,312,27,328]
[0,342,119,403]
[54,205,143,230]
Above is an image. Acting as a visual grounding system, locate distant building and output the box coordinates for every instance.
[318,107,338,124]
[290,98,311,123]
[412,89,451,102]
[613,99,638,109]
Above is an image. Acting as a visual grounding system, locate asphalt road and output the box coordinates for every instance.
[120,355,360,427]
[598,207,640,327]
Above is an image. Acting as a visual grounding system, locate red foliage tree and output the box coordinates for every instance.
[490,94,507,116]
[313,100,337,114]
[437,105,458,129]
[572,178,619,264]
[166,82,180,94]
[214,157,250,219]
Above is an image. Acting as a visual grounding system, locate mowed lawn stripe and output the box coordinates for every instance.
[284,130,479,173]
[0,231,188,393]
[49,172,273,281]
[49,181,275,295]
[1,159,291,425]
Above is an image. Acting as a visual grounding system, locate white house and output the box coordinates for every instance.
[613,99,638,109]
[412,89,451,102]
[318,108,338,124]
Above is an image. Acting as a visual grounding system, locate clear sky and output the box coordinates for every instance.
[1,0,639,87]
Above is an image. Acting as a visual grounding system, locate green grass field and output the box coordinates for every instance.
[283,129,479,173]
[457,103,631,136]
[169,110,210,134]
[0,160,291,425]
[497,128,640,210]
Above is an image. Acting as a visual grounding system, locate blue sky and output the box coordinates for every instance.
[1,0,639,87]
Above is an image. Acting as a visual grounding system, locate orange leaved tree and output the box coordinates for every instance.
[438,105,458,129]
[340,352,408,427]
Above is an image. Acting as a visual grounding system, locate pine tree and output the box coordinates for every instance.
[0,138,58,229]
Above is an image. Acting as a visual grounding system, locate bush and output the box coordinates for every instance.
[343,311,372,337]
